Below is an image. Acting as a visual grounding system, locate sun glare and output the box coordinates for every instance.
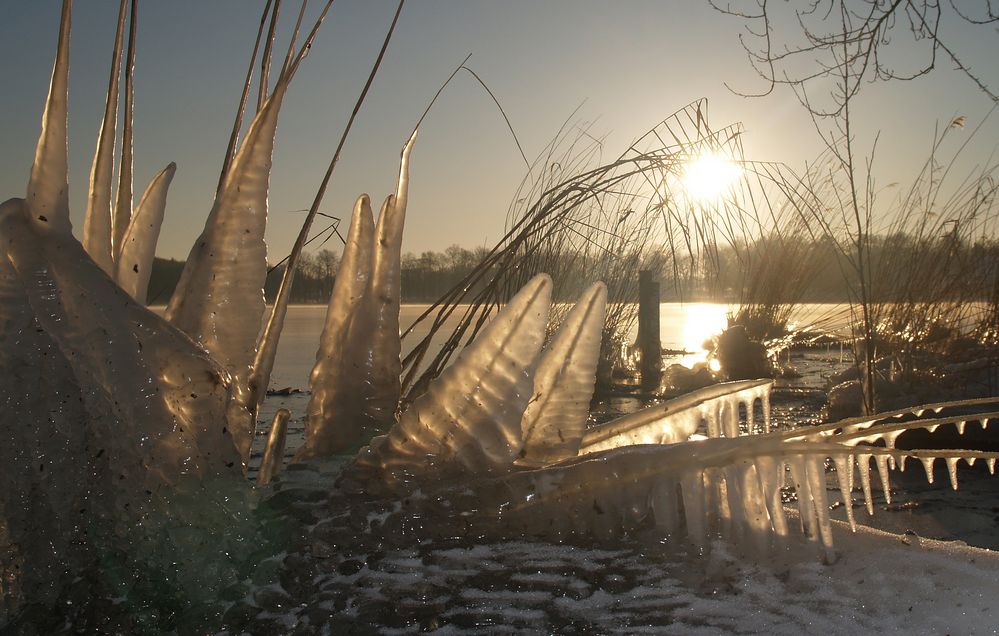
[681,152,742,202]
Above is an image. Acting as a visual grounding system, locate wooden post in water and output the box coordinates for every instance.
[638,270,661,390]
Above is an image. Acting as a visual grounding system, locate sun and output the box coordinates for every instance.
[681,151,742,203]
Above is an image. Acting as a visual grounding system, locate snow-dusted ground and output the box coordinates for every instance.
[230,308,999,634]
[222,457,999,635]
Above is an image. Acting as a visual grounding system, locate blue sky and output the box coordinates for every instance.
[0,1,996,260]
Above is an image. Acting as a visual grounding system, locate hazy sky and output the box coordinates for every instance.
[1,1,997,261]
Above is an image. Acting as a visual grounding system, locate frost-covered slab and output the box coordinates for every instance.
[580,379,773,453]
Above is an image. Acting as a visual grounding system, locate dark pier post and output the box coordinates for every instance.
[638,269,662,390]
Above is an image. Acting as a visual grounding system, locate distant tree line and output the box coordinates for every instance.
[144,236,999,306]
[145,245,497,305]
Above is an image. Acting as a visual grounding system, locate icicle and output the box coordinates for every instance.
[753,456,788,537]
[680,470,708,550]
[874,454,892,505]
[520,282,607,464]
[731,461,773,550]
[926,424,940,433]
[832,455,856,532]
[982,417,991,430]
[965,456,977,468]
[805,457,835,563]
[885,430,902,449]
[257,409,290,487]
[945,457,959,491]
[115,163,175,301]
[761,393,772,433]
[83,0,127,274]
[857,454,874,515]
[988,458,996,475]
[920,457,936,484]
[26,0,72,234]
[787,455,816,539]
[721,399,739,438]
[957,420,966,435]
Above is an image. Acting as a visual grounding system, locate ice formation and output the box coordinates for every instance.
[3,2,999,628]
[296,132,417,460]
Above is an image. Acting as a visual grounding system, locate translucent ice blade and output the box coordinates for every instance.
[520,282,607,464]
[82,0,127,274]
[166,80,288,394]
[296,195,375,460]
[115,163,175,301]
[358,133,417,432]
[112,0,137,259]
[26,0,72,234]
[1,198,242,489]
[360,274,551,484]
[257,409,290,487]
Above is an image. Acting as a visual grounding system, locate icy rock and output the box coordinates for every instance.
[828,380,864,420]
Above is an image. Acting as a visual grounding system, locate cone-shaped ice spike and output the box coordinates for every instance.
[358,274,552,487]
[833,455,856,532]
[112,0,137,259]
[115,163,175,301]
[875,454,892,504]
[26,0,72,235]
[520,282,607,464]
[295,195,375,461]
[166,78,289,449]
[357,132,416,433]
[256,136,416,460]
[857,453,875,515]
[257,409,290,487]
[0,198,242,492]
[946,457,960,491]
[83,0,127,274]
[921,457,936,484]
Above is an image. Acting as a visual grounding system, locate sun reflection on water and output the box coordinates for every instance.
[665,303,730,368]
